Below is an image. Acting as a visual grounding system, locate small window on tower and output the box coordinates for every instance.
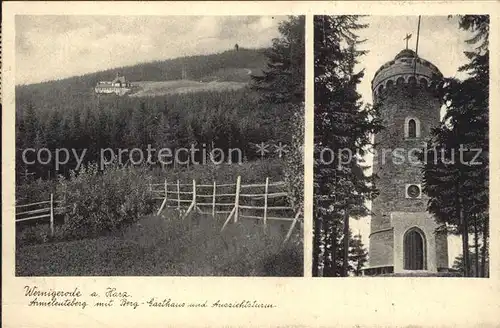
[406,184,422,199]
[405,117,420,139]
[408,119,417,138]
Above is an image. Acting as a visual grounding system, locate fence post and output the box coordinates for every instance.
[156,179,168,216]
[212,180,216,218]
[283,211,301,246]
[263,177,269,231]
[50,193,54,237]
[234,176,241,223]
[63,184,67,224]
[177,180,181,216]
[164,179,168,199]
[192,179,197,209]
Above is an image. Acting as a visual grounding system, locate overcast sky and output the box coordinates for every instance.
[355,15,472,107]
[351,15,476,265]
[15,15,286,85]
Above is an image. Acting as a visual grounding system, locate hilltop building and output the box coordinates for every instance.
[95,74,132,96]
[364,49,449,275]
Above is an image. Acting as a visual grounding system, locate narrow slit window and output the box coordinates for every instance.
[408,119,417,138]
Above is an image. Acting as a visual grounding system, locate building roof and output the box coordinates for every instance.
[112,76,127,84]
[371,48,442,92]
[394,49,417,60]
[96,74,130,88]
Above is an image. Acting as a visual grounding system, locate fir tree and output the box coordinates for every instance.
[284,103,304,213]
[313,15,382,277]
[422,15,489,277]
[349,233,368,276]
[252,16,305,106]
[251,15,305,211]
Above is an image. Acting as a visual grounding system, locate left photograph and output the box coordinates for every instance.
[15,15,305,276]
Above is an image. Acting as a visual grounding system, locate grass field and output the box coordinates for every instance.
[16,211,303,276]
[129,80,247,97]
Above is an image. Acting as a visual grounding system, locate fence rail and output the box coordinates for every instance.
[150,176,303,245]
[15,194,59,236]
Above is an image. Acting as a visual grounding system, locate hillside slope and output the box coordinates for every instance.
[129,80,248,97]
[15,48,268,113]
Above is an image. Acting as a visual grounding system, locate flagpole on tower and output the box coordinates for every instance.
[415,15,421,56]
[413,15,421,76]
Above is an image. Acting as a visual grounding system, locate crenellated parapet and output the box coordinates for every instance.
[371,49,442,101]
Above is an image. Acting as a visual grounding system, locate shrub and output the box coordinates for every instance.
[150,158,284,185]
[259,243,303,276]
[16,223,52,246]
[16,178,57,205]
[57,163,155,240]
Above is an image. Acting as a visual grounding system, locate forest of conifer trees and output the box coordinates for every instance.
[16,87,294,181]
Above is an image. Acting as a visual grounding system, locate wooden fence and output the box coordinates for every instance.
[150,176,303,244]
[15,177,303,244]
[15,194,65,237]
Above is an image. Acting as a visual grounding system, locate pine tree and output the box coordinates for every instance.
[284,103,304,213]
[82,108,99,165]
[313,15,382,277]
[421,15,489,277]
[23,102,39,148]
[252,16,305,107]
[251,15,305,212]
[349,233,368,276]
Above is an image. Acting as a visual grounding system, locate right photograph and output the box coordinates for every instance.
[313,15,489,277]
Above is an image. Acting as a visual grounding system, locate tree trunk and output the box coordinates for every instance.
[481,215,488,277]
[474,214,479,277]
[342,210,349,277]
[331,219,337,277]
[462,214,469,277]
[312,215,322,277]
[322,220,331,277]
[463,216,469,277]
[457,192,469,277]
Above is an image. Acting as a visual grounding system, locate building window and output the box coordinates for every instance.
[404,228,426,270]
[404,117,420,138]
[408,119,417,137]
[405,184,421,199]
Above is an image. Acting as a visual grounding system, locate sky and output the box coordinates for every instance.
[351,15,476,266]
[15,15,286,85]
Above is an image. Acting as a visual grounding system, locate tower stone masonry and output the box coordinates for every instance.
[365,49,449,275]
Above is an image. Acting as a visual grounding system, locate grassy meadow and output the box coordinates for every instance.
[16,210,302,276]
[15,159,303,276]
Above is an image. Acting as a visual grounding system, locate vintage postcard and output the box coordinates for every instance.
[2,1,499,328]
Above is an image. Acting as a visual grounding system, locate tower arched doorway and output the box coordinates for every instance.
[404,228,426,270]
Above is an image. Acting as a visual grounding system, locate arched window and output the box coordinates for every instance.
[404,228,426,270]
[408,119,417,138]
[404,117,420,138]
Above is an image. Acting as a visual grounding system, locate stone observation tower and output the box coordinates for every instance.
[365,49,449,275]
